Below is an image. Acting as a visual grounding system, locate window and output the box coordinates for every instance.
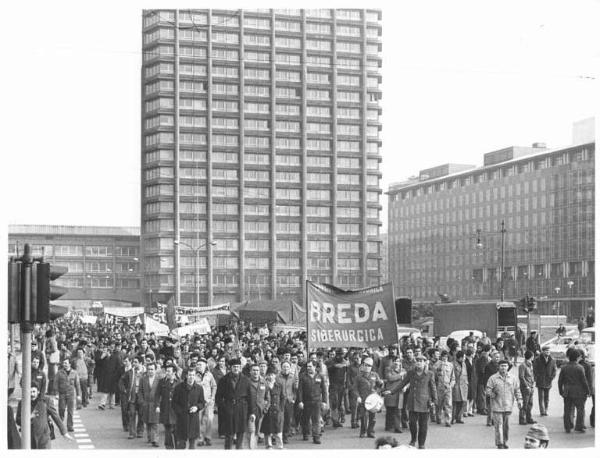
[245,102,270,114]
[275,53,301,65]
[275,188,301,200]
[213,84,238,96]
[245,119,270,131]
[306,22,332,34]
[146,184,174,197]
[276,222,300,233]
[307,139,331,151]
[337,206,360,218]
[213,257,239,269]
[337,25,361,37]
[338,107,360,119]
[244,170,270,182]
[338,224,360,235]
[307,89,330,101]
[146,132,175,146]
[244,187,270,199]
[306,156,330,167]
[212,100,239,113]
[277,275,301,287]
[245,204,270,216]
[213,134,239,146]
[244,136,270,148]
[145,80,175,95]
[338,241,360,252]
[244,34,271,46]
[180,98,207,111]
[338,190,360,201]
[276,87,301,99]
[308,257,331,269]
[245,221,270,233]
[213,66,239,78]
[307,172,330,184]
[276,70,301,82]
[275,37,301,48]
[146,115,174,129]
[338,157,360,168]
[276,205,301,216]
[337,124,360,135]
[245,257,270,269]
[337,41,361,53]
[276,240,300,252]
[337,258,360,270]
[245,153,270,165]
[179,167,207,179]
[307,205,330,217]
[179,46,208,58]
[244,17,271,30]
[212,203,239,215]
[307,189,330,200]
[276,257,300,269]
[179,29,207,42]
[180,116,207,128]
[306,40,331,51]
[337,91,360,103]
[213,220,239,233]
[179,202,205,213]
[276,171,300,182]
[275,20,301,32]
[307,222,330,234]
[276,154,301,166]
[212,32,239,44]
[276,120,300,132]
[246,239,270,251]
[212,168,238,180]
[307,240,330,252]
[276,104,300,116]
[307,122,331,134]
[337,58,361,70]
[306,55,331,67]
[180,184,206,196]
[245,51,270,63]
[306,106,331,117]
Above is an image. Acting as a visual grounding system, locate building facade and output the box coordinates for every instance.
[388,141,595,320]
[141,9,383,307]
[8,225,141,305]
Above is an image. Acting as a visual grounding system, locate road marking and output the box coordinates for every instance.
[74,433,89,437]
[79,445,95,449]
[77,438,92,443]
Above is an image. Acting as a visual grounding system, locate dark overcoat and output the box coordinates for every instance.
[155,377,179,425]
[215,372,257,435]
[139,375,160,424]
[17,396,67,449]
[172,381,205,440]
[532,355,557,389]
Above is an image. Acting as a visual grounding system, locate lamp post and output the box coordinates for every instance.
[554,286,561,325]
[567,280,574,317]
[174,239,215,308]
[475,220,507,301]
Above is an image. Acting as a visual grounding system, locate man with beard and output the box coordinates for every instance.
[216,358,257,449]
[172,369,205,449]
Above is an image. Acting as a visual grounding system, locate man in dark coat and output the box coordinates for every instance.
[215,358,257,449]
[155,364,179,449]
[297,360,328,444]
[532,345,557,416]
[557,348,590,433]
[172,368,205,449]
[119,355,145,439]
[383,355,437,449]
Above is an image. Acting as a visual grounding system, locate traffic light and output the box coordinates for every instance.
[32,262,68,323]
[8,261,22,323]
[527,295,537,312]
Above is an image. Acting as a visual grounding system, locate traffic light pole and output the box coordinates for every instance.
[20,247,33,450]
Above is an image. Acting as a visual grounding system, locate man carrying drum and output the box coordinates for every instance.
[354,356,384,438]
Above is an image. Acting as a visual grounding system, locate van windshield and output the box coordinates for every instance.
[580,331,595,345]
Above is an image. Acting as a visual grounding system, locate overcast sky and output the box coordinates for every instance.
[2,0,598,231]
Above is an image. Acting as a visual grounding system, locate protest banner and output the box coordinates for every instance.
[144,314,170,336]
[306,281,398,349]
[171,318,211,337]
[103,307,145,325]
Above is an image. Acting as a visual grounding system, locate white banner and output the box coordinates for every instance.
[104,307,145,317]
[171,318,211,336]
[144,315,170,336]
[80,315,97,325]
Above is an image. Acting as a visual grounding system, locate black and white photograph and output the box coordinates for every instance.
[3,0,597,451]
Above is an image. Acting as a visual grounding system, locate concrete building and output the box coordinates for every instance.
[141,9,383,307]
[388,134,594,320]
[8,225,141,306]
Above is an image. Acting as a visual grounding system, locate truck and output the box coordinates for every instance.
[433,301,517,339]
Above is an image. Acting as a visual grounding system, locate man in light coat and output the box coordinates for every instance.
[485,360,522,449]
[195,358,217,446]
[139,361,161,446]
[432,350,455,426]
[451,351,468,424]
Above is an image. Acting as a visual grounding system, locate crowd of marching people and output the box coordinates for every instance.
[7,317,595,449]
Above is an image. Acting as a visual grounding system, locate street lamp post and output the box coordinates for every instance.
[475,220,507,301]
[174,239,215,308]
[554,286,561,325]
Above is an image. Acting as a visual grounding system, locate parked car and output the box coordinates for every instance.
[579,327,595,366]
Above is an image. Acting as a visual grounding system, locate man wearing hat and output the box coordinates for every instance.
[532,345,557,416]
[485,359,522,448]
[383,355,437,449]
[354,356,384,438]
[524,423,549,448]
[215,358,257,449]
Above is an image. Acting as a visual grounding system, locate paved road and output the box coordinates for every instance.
[40,368,594,450]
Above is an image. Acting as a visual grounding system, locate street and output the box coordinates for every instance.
[38,366,594,450]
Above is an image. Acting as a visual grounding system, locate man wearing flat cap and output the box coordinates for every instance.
[485,360,522,448]
[532,345,557,416]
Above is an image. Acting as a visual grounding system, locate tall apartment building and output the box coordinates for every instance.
[8,225,141,306]
[141,9,383,308]
[388,138,594,320]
